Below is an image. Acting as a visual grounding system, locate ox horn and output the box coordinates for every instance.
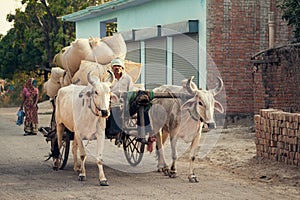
[211,76,223,96]
[186,76,197,95]
[102,70,115,85]
[87,71,97,86]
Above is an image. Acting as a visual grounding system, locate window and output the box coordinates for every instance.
[100,18,117,37]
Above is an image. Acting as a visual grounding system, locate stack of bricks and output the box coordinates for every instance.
[254,109,300,166]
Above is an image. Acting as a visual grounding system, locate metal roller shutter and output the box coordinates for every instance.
[126,42,140,63]
[145,38,167,90]
[172,33,199,86]
[125,41,141,83]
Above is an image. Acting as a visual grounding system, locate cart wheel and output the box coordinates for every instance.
[52,131,70,170]
[59,131,71,170]
[123,134,145,166]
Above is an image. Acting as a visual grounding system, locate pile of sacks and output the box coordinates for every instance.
[44,34,142,98]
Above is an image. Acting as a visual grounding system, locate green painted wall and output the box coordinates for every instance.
[76,18,100,38]
[75,0,206,47]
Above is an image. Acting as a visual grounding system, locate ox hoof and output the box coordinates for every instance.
[157,167,167,173]
[188,175,199,183]
[52,166,59,171]
[162,168,170,176]
[168,171,178,178]
[157,168,163,173]
[99,180,109,186]
[164,170,170,176]
[53,159,61,171]
[78,174,87,181]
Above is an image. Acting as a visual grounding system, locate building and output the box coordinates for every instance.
[62,0,292,121]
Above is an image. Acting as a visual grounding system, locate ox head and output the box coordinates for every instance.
[82,71,117,118]
[181,76,224,129]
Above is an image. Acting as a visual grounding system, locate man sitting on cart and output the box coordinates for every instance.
[106,58,135,144]
[110,58,135,95]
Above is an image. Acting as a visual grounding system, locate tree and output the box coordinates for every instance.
[0,0,111,80]
[0,0,111,106]
[277,0,300,43]
[0,29,21,79]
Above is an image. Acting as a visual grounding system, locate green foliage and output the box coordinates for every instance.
[106,22,118,36]
[277,0,300,42]
[0,71,44,107]
[0,0,108,80]
[0,0,112,106]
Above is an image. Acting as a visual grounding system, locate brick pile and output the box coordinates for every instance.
[254,109,300,166]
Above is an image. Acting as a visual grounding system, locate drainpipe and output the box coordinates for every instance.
[268,12,275,48]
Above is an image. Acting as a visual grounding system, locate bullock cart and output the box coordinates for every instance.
[39,90,192,169]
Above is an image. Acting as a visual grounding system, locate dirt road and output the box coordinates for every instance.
[0,102,299,200]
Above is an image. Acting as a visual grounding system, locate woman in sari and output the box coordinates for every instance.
[21,78,39,136]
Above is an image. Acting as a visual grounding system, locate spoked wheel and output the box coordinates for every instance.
[123,134,145,166]
[52,131,70,170]
[59,131,70,169]
[48,99,71,170]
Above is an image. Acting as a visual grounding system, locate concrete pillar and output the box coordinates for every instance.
[268,12,275,48]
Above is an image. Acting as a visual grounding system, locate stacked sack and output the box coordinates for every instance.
[45,34,142,98]
[72,60,108,85]
[44,67,66,98]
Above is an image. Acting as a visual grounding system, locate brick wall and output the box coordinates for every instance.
[255,109,300,166]
[252,45,300,114]
[207,0,292,118]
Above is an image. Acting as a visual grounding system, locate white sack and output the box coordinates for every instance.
[102,34,127,60]
[72,60,108,85]
[44,78,61,98]
[61,39,93,76]
[85,42,114,65]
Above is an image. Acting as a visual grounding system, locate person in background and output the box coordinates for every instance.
[21,78,39,136]
[0,79,5,95]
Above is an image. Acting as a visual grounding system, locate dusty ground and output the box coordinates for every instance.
[0,100,299,200]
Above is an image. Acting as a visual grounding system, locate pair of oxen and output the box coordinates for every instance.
[54,72,224,186]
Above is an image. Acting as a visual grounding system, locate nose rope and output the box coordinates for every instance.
[188,109,200,121]
[88,96,100,116]
[188,103,203,122]
[92,95,102,112]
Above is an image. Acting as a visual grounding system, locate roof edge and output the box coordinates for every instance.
[62,0,151,22]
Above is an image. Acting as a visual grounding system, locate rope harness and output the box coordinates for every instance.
[88,94,101,116]
[188,102,203,122]
[80,90,102,117]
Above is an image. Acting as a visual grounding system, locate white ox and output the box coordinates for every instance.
[55,72,115,186]
[149,76,224,182]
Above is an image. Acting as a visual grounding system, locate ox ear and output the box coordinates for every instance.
[181,97,196,111]
[214,100,224,113]
[110,92,119,104]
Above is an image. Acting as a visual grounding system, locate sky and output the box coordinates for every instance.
[0,0,22,35]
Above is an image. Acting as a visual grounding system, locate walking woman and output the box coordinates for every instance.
[21,78,39,136]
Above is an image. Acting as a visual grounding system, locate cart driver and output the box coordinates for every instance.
[107,58,137,145]
[110,58,134,96]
